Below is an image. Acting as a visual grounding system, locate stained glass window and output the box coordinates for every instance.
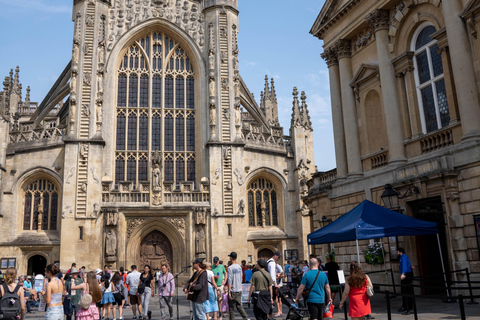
[248,178,279,227]
[413,24,450,133]
[115,32,196,188]
[23,179,59,231]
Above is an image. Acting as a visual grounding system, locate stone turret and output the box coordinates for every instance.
[300,91,313,131]
[290,87,302,129]
[260,75,279,126]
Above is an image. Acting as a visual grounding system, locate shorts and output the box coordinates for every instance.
[307,302,324,320]
[129,294,139,305]
[113,293,123,306]
[271,286,277,300]
[217,285,224,301]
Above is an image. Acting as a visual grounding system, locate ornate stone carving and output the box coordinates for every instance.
[233,168,244,186]
[351,27,373,53]
[82,104,90,117]
[105,209,119,226]
[74,13,82,44]
[221,51,227,64]
[222,108,229,120]
[195,208,206,225]
[237,199,245,215]
[86,14,95,27]
[221,77,228,91]
[92,203,100,218]
[61,206,73,219]
[165,217,185,239]
[105,229,117,259]
[127,218,146,240]
[211,168,221,185]
[195,225,206,254]
[79,143,87,159]
[140,230,172,270]
[334,39,352,59]
[152,149,162,191]
[83,72,92,85]
[90,167,100,184]
[81,182,88,192]
[65,167,75,184]
[152,192,162,206]
[366,9,390,33]
[301,203,310,216]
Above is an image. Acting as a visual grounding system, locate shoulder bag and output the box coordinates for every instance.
[366,276,374,297]
[302,270,320,301]
[78,283,92,310]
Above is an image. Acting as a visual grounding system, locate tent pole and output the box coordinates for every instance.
[437,234,450,298]
[356,240,360,262]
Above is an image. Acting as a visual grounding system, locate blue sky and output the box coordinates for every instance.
[0,0,334,171]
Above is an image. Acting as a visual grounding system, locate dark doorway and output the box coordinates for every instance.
[258,248,274,261]
[27,255,47,276]
[139,230,173,272]
[410,197,450,295]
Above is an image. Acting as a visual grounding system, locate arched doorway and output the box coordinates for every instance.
[258,248,273,261]
[27,255,47,276]
[139,230,173,271]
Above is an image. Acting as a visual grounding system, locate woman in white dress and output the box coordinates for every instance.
[203,262,219,320]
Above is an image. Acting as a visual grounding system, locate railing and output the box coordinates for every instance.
[308,169,337,195]
[371,150,388,169]
[420,128,454,154]
[9,127,65,143]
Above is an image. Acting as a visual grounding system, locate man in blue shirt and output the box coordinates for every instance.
[397,248,414,315]
[295,258,331,320]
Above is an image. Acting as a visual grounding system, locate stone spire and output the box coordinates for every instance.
[270,78,277,103]
[291,87,302,128]
[301,91,313,131]
[263,75,270,97]
[260,75,279,126]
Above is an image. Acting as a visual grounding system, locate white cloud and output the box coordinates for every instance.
[0,0,71,13]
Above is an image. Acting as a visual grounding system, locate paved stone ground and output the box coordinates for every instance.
[25,293,480,320]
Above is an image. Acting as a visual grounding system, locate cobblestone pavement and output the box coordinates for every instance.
[25,293,480,320]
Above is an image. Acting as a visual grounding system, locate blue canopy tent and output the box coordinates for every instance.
[307,200,448,295]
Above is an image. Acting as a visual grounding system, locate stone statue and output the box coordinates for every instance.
[195,226,206,254]
[195,208,206,225]
[210,106,216,125]
[209,78,215,97]
[152,163,162,191]
[106,211,119,226]
[237,199,245,215]
[105,229,117,257]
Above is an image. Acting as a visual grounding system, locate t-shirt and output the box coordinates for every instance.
[23,280,32,290]
[250,269,273,292]
[227,264,243,292]
[302,266,309,277]
[211,264,226,287]
[244,269,252,283]
[141,273,154,288]
[300,269,328,304]
[266,258,276,284]
[126,270,141,295]
[276,265,283,286]
[284,264,291,274]
[324,262,340,285]
[206,270,215,288]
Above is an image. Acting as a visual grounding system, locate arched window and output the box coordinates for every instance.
[247,178,278,227]
[115,33,196,188]
[23,178,59,231]
[412,23,450,133]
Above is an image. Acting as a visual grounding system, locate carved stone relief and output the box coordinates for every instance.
[211,168,221,185]
[195,208,206,225]
[92,203,100,218]
[127,218,146,240]
[139,230,172,270]
[237,199,245,215]
[105,209,119,226]
[233,168,244,186]
[65,167,75,184]
[90,167,100,184]
[105,229,117,261]
[165,217,185,239]
[195,225,206,254]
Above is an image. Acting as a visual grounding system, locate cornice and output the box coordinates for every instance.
[311,0,363,40]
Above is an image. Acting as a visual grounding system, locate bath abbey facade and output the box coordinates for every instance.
[0,0,316,278]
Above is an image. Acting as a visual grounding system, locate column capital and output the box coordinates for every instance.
[321,47,338,67]
[334,39,352,59]
[366,9,390,32]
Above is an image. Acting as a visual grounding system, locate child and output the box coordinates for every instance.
[220,286,229,318]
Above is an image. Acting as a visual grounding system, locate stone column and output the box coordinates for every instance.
[442,1,480,141]
[366,9,406,164]
[321,47,347,179]
[336,39,362,177]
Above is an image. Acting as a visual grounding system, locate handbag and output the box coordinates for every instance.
[366,275,374,297]
[137,277,146,295]
[63,283,74,316]
[186,270,204,301]
[302,270,320,301]
[322,302,334,318]
[78,283,92,310]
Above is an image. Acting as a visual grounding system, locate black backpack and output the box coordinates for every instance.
[0,283,22,320]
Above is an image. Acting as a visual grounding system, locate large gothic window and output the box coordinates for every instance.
[23,178,59,231]
[115,33,196,187]
[247,178,278,227]
[412,24,450,133]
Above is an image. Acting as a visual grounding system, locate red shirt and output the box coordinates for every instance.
[242,265,248,283]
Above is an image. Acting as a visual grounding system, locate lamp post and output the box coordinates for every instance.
[319,215,332,228]
[381,184,400,211]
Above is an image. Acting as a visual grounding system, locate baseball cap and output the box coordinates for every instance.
[213,256,219,263]
[228,252,237,259]
[273,251,282,257]
[192,258,203,265]
[26,276,32,280]
[257,259,267,268]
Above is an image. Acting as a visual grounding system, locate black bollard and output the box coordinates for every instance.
[343,301,348,320]
[390,269,397,295]
[411,283,418,320]
[459,295,466,320]
[385,290,392,320]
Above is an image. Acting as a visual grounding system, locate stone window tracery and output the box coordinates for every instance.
[115,32,196,187]
[247,178,278,227]
[23,178,59,231]
[412,23,450,133]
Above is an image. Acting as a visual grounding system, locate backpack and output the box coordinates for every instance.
[0,283,22,320]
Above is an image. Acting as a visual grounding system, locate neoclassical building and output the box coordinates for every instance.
[307,0,480,288]
[0,0,316,279]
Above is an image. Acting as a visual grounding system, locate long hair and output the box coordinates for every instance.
[5,267,17,285]
[101,272,111,290]
[347,261,366,288]
[86,271,102,303]
[46,263,60,277]
[143,265,152,276]
[112,272,122,284]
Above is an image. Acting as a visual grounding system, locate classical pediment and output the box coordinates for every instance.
[310,0,360,39]
[461,0,480,17]
[350,63,379,88]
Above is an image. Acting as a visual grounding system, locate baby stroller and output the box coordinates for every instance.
[277,286,309,320]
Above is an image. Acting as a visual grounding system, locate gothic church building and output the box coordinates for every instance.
[0,0,316,278]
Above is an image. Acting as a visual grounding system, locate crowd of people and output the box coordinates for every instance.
[0,249,413,320]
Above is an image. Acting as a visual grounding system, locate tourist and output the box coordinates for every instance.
[324,256,340,305]
[204,262,219,320]
[119,267,129,307]
[220,287,229,319]
[290,261,302,288]
[111,272,125,320]
[66,263,77,276]
[227,252,248,320]
[0,267,25,320]
[158,264,174,320]
[295,258,331,320]
[274,264,284,317]
[184,258,208,320]
[266,251,281,318]
[80,266,86,280]
[248,259,273,320]
[339,261,372,320]
[72,271,102,320]
[241,260,248,283]
[244,265,253,283]
[65,267,82,320]
[44,263,65,320]
[301,260,309,276]
[96,269,103,283]
[100,272,115,320]
[139,265,154,320]
[211,256,227,312]
[126,265,143,319]
[397,248,414,315]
